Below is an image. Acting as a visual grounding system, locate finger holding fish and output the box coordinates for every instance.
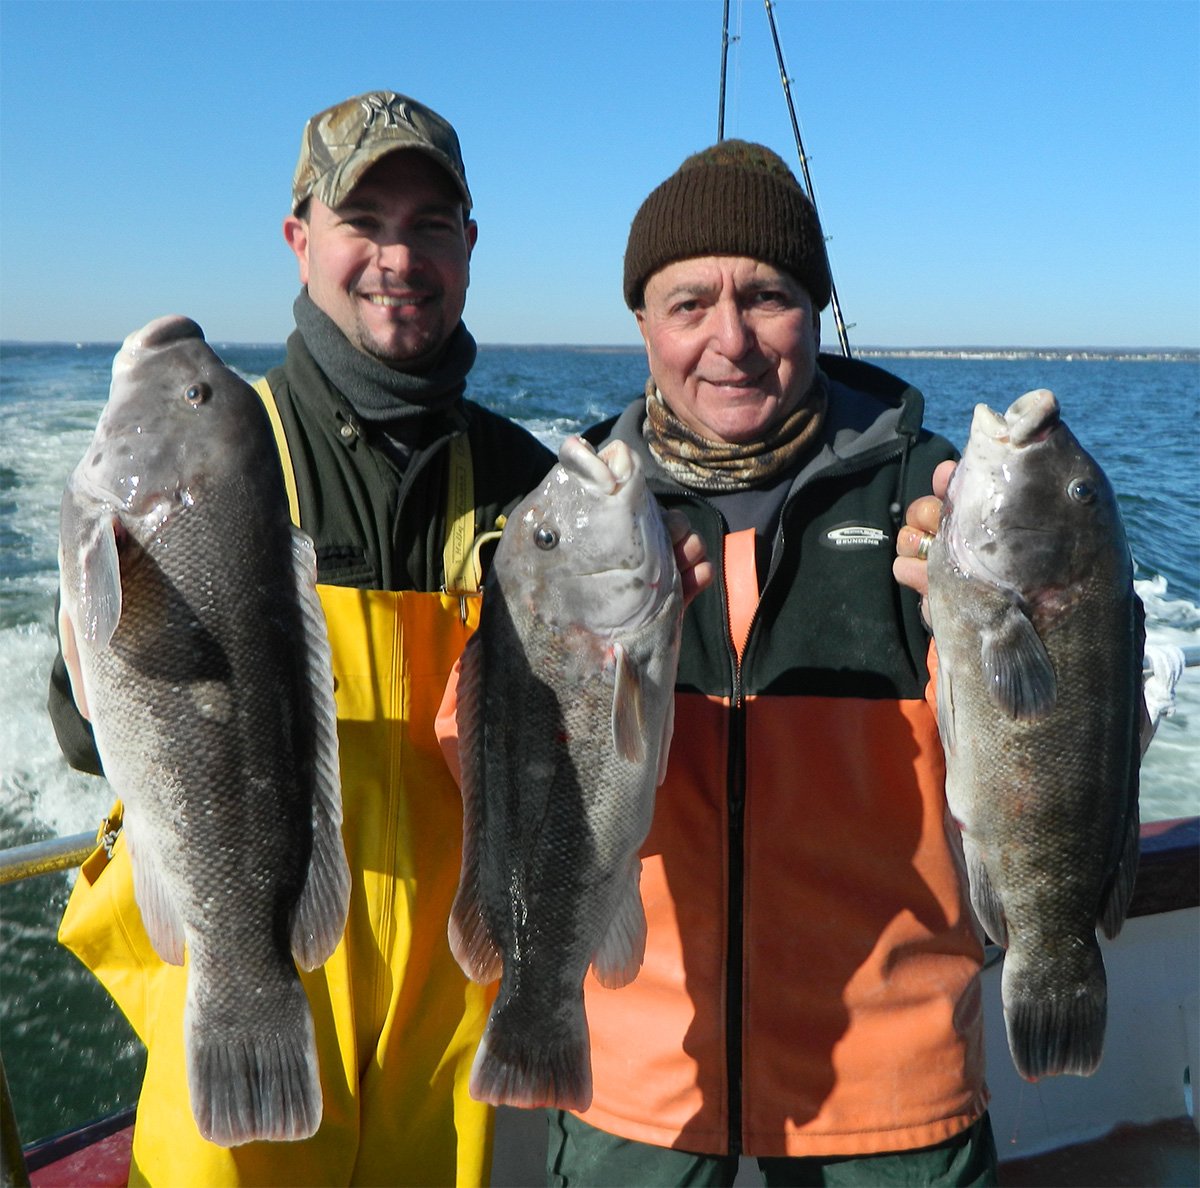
[664,507,715,606]
[894,459,956,605]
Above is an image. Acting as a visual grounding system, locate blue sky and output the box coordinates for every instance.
[1,0,1197,348]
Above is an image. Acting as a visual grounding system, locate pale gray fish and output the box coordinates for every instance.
[58,315,349,1145]
[927,388,1141,1081]
[450,435,683,1110]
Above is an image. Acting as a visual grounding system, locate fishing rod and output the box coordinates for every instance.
[763,0,851,356]
[717,0,732,142]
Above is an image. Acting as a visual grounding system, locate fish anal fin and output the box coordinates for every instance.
[288,528,350,971]
[981,606,1056,720]
[611,642,646,764]
[127,824,186,965]
[963,837,1008,947]
[1098,803,1140,940]
[590,859,647,990]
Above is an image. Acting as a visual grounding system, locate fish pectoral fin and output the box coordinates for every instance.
[78,514,124,648]
[591,860,647,989]
[611,643,647,765]
[936,656,957,754]
[981,606,1057,720]
[127,825,186,965]
[655,689,676,787]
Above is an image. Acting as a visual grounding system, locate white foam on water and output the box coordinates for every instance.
[1137,576,1200,821]
[0,620,112,844]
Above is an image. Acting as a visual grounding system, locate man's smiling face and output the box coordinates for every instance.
[284,150,477,369]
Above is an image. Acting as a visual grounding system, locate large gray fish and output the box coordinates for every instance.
[926,388,1141,1081]
[58,316,349,1145]
[450,435,683,1110]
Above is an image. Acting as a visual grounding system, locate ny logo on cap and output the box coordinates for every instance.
[360,94,415,130]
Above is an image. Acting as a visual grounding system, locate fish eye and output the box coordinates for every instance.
[534,524,559,551]
[1067,478,1096,504]
[184,382,211,406]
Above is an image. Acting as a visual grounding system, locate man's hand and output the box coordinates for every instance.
[893,460,955,599]
[664,509,715,607]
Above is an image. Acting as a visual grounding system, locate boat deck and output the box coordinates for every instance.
[27,1110,1195,1186]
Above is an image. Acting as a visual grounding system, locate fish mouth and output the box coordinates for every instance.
[113,315,205,376]
[971,389,1060,448]
[558,435,637,496]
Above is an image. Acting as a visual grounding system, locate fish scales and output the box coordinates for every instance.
[451,435,683,1110]
[927,388,1141,1082]
[58,316,349,1145]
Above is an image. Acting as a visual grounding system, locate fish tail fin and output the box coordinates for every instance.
[186,975,322,1146]
[1002,939,1107,1080]
[469,995,592,1111]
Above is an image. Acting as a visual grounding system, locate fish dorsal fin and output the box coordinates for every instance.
[78,514,123,648]
[448,633,504,983]
[611,642,647,764]
[288,528,350,971]
[981,604,1057,720]
[590,858,647,989]
[126,820,186,965]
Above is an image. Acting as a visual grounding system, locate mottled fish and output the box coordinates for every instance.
[927,388,1141,1080]
[450,435,683,1110]
[58,315,349,1144]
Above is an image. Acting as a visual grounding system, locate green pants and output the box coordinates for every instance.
[546,1111,998,1187]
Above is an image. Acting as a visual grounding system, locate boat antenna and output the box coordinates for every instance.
[763,0,851,357]
[717,0,732,141]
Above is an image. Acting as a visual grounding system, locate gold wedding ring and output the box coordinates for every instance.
[915,532,932,562]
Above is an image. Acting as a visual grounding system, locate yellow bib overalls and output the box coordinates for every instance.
[59,379,493,1186]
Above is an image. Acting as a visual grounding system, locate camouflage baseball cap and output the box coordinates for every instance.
[291,90,472,214]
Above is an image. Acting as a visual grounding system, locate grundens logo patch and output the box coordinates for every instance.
[822,523,890,551]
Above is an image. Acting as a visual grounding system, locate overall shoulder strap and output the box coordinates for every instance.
[252,376,302,528]
[442,431,479,593]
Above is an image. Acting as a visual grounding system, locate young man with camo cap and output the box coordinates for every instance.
[547,140,999,1186]
[50,90,555,1186]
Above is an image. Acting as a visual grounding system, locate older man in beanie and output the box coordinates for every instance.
[545,141,998,1186]
[48,90,558,1186]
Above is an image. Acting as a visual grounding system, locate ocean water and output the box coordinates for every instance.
[1,340,1197,1144]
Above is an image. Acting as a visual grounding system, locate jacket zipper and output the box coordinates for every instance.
[725,661,747,1154]
[667,436,915,1156]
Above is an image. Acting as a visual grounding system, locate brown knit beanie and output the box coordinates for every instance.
[623,139,832,312]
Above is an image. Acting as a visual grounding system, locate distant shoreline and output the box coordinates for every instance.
[2,341,1197,364]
